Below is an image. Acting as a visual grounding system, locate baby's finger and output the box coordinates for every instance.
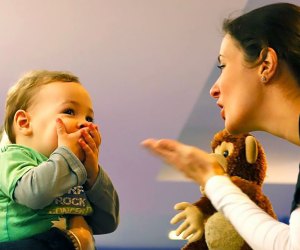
[56,118,67,136]
[89,124,101,146]
[78,138,93,155]
[81,129,97,152]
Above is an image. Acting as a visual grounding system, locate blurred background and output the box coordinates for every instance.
[0,0,299,249]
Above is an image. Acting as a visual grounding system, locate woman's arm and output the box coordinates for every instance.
[206,175,300,250]
[142,138,300,249]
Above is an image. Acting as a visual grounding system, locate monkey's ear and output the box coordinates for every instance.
[245,136,258,164]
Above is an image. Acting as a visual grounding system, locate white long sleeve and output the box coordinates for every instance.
[205,175,300,250]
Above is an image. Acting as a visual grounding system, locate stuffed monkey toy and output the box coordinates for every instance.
[171,129,277,250]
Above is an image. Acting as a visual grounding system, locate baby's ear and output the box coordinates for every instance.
[14,110,32,137]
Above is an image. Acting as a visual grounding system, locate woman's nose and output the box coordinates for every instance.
[210,81,220,99]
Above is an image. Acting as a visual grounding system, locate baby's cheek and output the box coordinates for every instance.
[62,120,77,133]
[51,133,59,149]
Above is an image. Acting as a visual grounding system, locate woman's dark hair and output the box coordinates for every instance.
[223,3,300,85]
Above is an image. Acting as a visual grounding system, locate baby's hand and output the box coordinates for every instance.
[56,118,84,161]
[170,202,204,243]
[78,123,101,188]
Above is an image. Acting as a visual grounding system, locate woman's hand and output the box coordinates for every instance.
[141,138,225,187]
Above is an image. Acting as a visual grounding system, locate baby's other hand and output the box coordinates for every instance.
[78,123,101,188]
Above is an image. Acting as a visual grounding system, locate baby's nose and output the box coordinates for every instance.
[78,122,92,129]
[78,122,88,129]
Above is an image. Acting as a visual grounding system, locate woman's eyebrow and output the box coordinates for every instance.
[217,55,223,63]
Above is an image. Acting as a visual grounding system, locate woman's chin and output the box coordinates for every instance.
[224,120,243,135]
[226,124,252,135]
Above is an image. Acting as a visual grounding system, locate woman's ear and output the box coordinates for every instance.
[258,47,278,83]
[14,110,32,137]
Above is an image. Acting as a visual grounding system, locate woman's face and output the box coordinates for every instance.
[210,34,263,134]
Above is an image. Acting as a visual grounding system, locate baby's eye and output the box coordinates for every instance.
[63,108,75,115]
[223,150,229,158]
[86,116,94,123]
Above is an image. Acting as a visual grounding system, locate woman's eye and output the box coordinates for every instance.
[223,150,229,158]
[63,109,75,115]
[86,116,94,123]
[217,64,225,70]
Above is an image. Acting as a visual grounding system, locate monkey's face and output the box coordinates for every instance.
[211,129,266,185]
[213,141,234,172]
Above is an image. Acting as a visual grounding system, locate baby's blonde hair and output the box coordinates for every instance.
[4,70,80,143]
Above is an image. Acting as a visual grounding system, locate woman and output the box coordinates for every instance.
[142,3,300,250]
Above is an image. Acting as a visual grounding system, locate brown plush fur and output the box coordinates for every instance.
[182,129,277,250]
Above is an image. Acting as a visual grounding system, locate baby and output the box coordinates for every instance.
[0,70,119,249]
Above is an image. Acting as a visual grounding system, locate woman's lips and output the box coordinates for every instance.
[217,103,225,120]
[220,109,225,120]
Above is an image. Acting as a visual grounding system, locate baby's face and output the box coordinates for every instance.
[24,81,94,157]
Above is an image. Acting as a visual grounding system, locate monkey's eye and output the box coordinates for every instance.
[223,150,229,158]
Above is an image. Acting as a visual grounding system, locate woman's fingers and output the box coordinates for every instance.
[142,138,222,186]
